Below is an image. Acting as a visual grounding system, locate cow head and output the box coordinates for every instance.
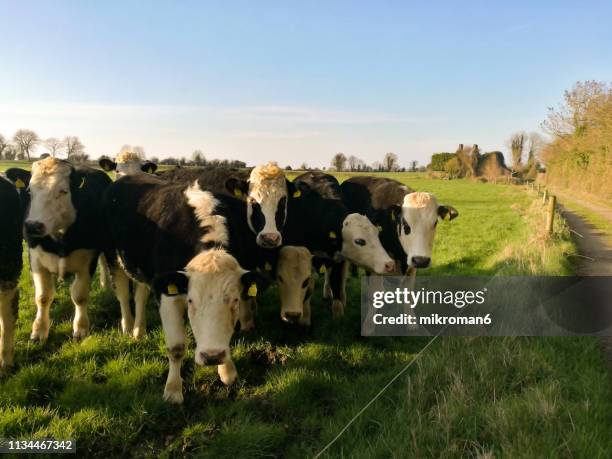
[157,250,270,367]
[392,192,459,268]
[276,246,312,324]
[340,214,395,274]
[99,150,157,178]
[243,163,288,248]
[22,158,77,240]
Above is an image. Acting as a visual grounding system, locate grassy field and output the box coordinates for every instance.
[1,169,611,458]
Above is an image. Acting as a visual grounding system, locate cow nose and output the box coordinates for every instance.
[411,256,431,268]
[384,261,396,273]
[283,312,302,323]
[260,232,281,247]
[25,221,45,237]
[199,350,226,366]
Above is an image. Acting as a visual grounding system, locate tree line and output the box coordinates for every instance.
[0,130,88,162]
[326,152,421,172]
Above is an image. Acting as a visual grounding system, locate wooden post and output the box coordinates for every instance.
[542,189,548,204]
[546,195,556,235]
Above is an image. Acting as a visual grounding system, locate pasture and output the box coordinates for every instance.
[1,168,611,458]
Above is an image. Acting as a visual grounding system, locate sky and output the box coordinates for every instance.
[1,0,611,168]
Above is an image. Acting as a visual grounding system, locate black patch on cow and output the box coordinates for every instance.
[275,196,287,230]
[0,177,24,286]
[153,272,188,299]
[99,158,117,172]
[250,202,265,233]
[240,271,272,300]
[141,162,158,174]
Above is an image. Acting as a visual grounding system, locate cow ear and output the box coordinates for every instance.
[389,204,402,222]
[99,158,117,172]
[312,257,331,274]
[240,271,271,300]
[141,162,158,174]
[225,177,249,198]
[288,180,310,199]
[153,272,188,298]
[5,168,31,189]
[438,205,459,221]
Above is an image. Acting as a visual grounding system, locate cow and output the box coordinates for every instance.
[98,149,158,178]
[285,171,396,317]
[0,175,24,376]
[340,176,458,273]
[276,246,315,325]
[7,158,112,342]
[101,173,271,403]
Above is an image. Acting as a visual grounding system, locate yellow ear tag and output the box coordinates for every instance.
[79,177,86,189]
[167,284,179,295]
[377,225,383,232]
[391,212,396,221]
[329,231,337,239]
[444,212,451,221]
[293,190,302,198]
[264,262,272,271]
[15,178,25,189]
[147,167,153,173]
[247,282,257,297]
[233,188,243,198]
[319,265,326,274]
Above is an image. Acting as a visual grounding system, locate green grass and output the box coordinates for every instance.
[1,172,610,458]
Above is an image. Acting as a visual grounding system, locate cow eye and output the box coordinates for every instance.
[402,219,411,235]
[301,277,310,289]
[354,238,366,246]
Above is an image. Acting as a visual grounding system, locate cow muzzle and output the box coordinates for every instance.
[258,232,282,248]
[24,220,46,238]
[282,312,302,324]
[198,349,227,366]
[411,256,431,268]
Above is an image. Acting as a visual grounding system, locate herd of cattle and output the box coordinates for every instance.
[0,151,458,403]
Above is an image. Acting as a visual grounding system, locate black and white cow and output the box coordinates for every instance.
[99,150,158,178]
[340,176,458,274]
[9,158,112,341]
[285,172,395,317]
[102,173,271,403]
[0,174,24,376]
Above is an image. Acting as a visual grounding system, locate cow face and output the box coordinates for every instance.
[24,158,76,240]
[245,163,288,248]
[182,250,269,366]
[99,157,157,178]
[397,192,458,268]
[276,246,312,323]
[340,213,395,275]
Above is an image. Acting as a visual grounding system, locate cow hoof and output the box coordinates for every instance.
[323,287,333,299]
[218,362,237,386]
[132,327,146,340]
[72,327,89,341]
[30,328,49,342]
[299,318,311,327]
[121,317,134,335]
[332,300,344,318]
[163,387,184,404]
[240,320,255,332]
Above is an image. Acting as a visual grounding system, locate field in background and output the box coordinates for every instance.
[0,171,611,457]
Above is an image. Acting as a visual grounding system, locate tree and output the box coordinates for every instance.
[3,146,17,160]
[0,134,9,159]
[44,137,65,157]
[409,160,418,172]
[13,129,39,160]
[192,150,206,166]
[331,152,347,171]
[443,157,461,178]
[429,152,455,171]
[382,152,399,171]
[508,132,527,170]
[64,136,85,158]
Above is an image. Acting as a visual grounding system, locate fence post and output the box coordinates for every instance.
[546,195,556,235]
[542,189,548,204]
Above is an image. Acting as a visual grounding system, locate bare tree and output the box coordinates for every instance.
[13,129,39,160]
[409,160,418,172]
[192,149,206,166]
[44,137,65,157]
[382,152,399,171]
[0,134,9,159]
[507,132,527,170]
[64,136,85,158]
[331,152,347,171]
[347,155,361,171]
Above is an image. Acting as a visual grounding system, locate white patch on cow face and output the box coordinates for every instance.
[277,246,312,323]
[185,252,245,366]
[26,159,76,240]
[247,165,288,248]
[400,192,439,268]
[115,160,143,178]
[341,214,395,275]
[185,182,229,246]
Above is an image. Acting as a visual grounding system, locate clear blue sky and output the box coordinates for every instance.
[1,0,611,167]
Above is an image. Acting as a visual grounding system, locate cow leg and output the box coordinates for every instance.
[71,267,92,340]
[98,253,113,290]
[111,267,134,334]
[239,298,256,332]
[31,269,55,342]
[362,274,384,335]
[323,269,332,299]
[160,294,187,404]
[300,277,314,326]
[330,260,348,318]
[132,282,150,339]
[0,287,18,376]
[218,359,237,386]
